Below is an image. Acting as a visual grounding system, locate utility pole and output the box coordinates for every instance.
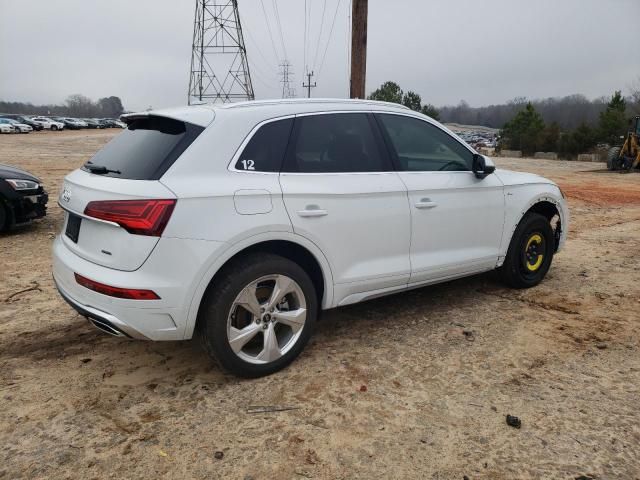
[302,71,317,98]
[188,0,254,104]
[350,0,368,99]
[279,61,296,98]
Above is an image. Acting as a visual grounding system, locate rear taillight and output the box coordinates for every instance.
[75,273,160,300]
[84,199,176,236]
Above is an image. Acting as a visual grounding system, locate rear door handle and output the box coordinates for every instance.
[415,198,438,209]
[297,206,328,217]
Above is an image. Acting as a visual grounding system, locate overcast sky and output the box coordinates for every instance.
[1,0,638,112]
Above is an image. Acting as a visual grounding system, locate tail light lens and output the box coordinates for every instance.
[84,199,176,236]
[75,273,160,300]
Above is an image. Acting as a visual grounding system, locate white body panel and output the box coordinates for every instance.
[59,169,177,271]
[280,172,411,300]
[51,99,570,341]
[399,170,505,284]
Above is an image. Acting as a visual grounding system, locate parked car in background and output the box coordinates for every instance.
[97,119,116,128]
[98,118,126,129]
[31,117,65,131]
[1,115,44,131]
[0,119,15,133]
[52,99,568,377]
[0,118,33,133]
[82,119,104,129]
[54,117,86,130]
[0,163,48,231]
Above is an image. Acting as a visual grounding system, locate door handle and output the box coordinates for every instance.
[415,198,438,209]
[297,206,328,217]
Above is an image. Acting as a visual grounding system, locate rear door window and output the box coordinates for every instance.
[283,113,391,173]
[235,118,293,172]
[82,116,204,180]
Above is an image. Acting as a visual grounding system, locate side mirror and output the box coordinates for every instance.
[472,153,495,179]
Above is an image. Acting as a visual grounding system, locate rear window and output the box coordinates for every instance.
[82,116,204,179]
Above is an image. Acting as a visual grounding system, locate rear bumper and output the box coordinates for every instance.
[52,234,224,341]
[54,276,148,339]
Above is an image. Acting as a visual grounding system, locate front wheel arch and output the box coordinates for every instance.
[503,197,564,262]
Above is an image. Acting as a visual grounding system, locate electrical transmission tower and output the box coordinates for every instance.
[188,0,254,105]
[279,61,296,99]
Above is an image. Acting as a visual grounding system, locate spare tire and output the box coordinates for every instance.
[607,146,621,170]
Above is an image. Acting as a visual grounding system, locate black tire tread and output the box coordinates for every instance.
[607,146,621,171]
[499,212,554,289]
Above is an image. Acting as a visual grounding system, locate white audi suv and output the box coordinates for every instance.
[53,99,568,377]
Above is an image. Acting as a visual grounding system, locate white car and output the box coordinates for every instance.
[52,99,569,377]
[1,118,33,133]
[0,119,16,133]
[31,116,64,131]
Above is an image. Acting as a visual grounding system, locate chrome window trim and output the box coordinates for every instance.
[226,109,478,175]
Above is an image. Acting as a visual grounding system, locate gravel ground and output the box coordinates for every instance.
[1,130,639,480]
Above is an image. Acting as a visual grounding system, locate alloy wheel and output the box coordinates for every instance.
[226,274,307,365]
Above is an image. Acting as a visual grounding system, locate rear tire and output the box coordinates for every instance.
[499,212,555,289]
[607,146,621,170]
[197,253,317,378]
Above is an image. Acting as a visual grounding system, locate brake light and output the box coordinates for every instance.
[84,199,176,236]
[75,273,160,300]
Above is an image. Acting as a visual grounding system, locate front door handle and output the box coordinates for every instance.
[415,198,438,209]
[297,205,328,218]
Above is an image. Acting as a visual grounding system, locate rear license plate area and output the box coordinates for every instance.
[65,213,82,243]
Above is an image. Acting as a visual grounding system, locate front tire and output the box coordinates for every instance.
[198,253,318,378]
[607,147,621,171]
[499,212,555,289]
[51,125,58,131]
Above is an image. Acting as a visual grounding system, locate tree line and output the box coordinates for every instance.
[368,82,440,120]
[0,94,125,119]
[499,91,631,156]
[367,79,640,157]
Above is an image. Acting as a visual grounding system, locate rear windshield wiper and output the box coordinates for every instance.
[84,162,121,175]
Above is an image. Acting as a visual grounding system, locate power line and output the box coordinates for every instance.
[347,0,352,97]
[260,0,281,62]
[244,25,277,73]
[303,0,308,73]
[311,0,328,72]
[272,0,288,60]
[316,0,344,80]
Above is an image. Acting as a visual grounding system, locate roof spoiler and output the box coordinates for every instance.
[119,112,150,125]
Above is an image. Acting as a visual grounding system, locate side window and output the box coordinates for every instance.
[235,118,293,172]
[377,114,473,172]
[284,113,390,173]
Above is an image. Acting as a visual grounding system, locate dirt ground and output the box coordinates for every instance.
[1,130,639,480]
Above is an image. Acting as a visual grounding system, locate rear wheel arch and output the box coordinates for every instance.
[186,236,333,339]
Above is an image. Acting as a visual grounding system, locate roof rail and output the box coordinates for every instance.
[217,98,411,110]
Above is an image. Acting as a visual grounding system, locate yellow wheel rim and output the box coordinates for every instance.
[525,234,544,271]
